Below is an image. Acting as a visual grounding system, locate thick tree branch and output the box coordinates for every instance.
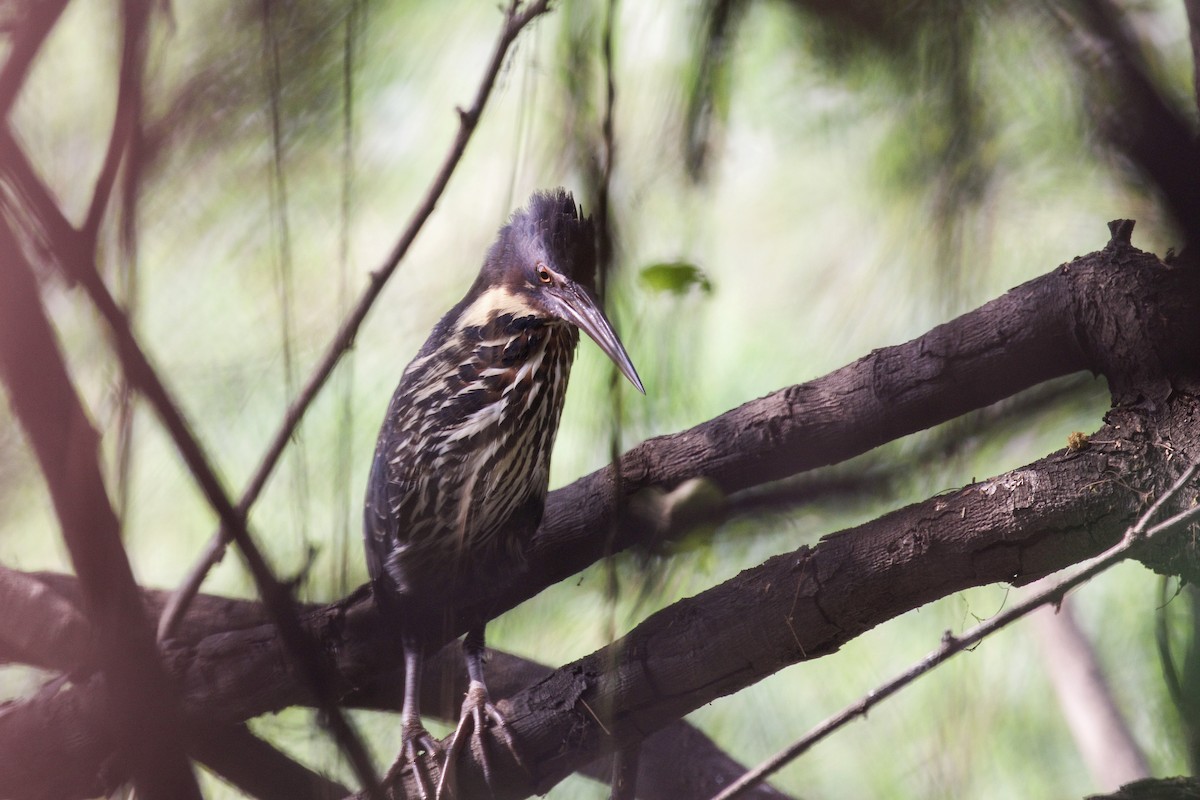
[712,462,1200,800]
[379,399,1200,798]
[725,372,1104,520]
[0,567,788,800]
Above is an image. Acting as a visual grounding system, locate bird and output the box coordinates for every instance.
[363,188,644,796]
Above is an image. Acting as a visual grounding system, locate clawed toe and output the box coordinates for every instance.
[436,682,524,799]
[388,724,443,800]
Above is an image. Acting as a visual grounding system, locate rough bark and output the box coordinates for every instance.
[391,394,1199,799]
[0,569,786,800]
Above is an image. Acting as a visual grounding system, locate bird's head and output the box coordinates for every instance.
[473,189,644,393]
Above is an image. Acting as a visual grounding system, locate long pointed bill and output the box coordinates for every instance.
[549,281,645,394]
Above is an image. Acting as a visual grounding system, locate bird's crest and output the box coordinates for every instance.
[485,188,597,291]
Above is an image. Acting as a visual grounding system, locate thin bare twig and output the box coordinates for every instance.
[157,0,555,640]
[81,0,148,252]
[595,4,641,798]
[96,0,150,532]
[712,461,1200,800]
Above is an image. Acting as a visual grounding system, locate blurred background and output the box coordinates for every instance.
[0,0,1197,797]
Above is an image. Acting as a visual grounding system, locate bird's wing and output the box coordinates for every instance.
[362,428,424,582]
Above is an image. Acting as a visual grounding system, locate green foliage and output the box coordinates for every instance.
[638,261,713,295]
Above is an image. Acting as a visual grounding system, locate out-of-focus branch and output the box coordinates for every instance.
[1156,579,1200,774]
[0,220,201,798]
[0,0,70,119]
[1055,0,1200,249]
[0,120,381,794]
[685,0,746,180]
[190,723,351,800]
[81,0,148,251]
[1031,595,1149,789]
[1185,1,1200,117]
[0,567,91,672]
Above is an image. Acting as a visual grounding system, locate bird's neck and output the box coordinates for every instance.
[450,286,575,364]
[398,289,578,405]
[457,311,577,378]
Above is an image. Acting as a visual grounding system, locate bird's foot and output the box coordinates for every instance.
[436,680,524,799]
[386,720,443,800]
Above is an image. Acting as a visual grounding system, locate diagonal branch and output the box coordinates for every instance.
[0,220,201,798]
[80,0,148,253]
[191,723,351,800]
[0,0,70,120]
[0,119,381,794]
[713,462,1200,800]
[1053,0,1200,249]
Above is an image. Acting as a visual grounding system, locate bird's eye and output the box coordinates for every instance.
[536,263,552,284]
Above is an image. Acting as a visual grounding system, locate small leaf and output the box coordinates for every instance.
[639,261,713,295]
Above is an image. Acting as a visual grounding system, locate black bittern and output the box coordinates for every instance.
[364,189,643,796]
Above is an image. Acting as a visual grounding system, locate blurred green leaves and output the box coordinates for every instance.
[638,261,713,296]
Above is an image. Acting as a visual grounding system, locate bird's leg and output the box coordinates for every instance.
[437,625,523,798]
[393,635,442,799]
